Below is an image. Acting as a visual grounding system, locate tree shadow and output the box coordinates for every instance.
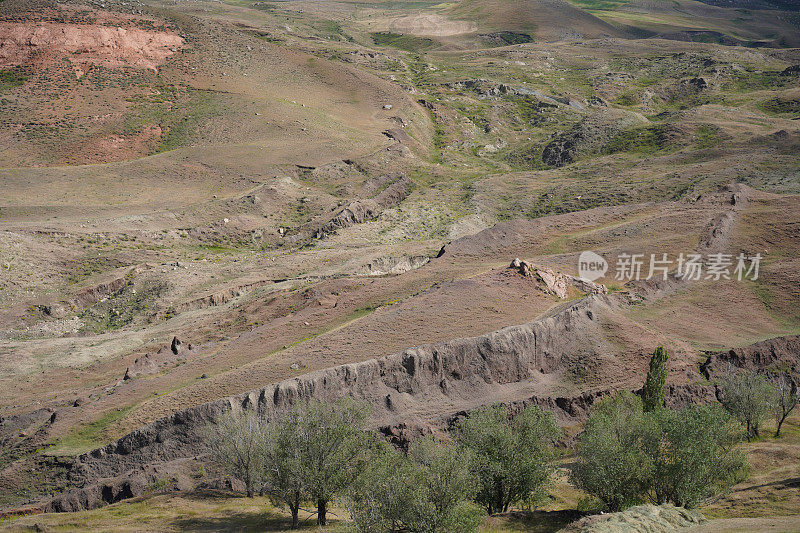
[169,489,338,532]
[173,510,291,532]
[737,476,800,491]
[498,509,585,533]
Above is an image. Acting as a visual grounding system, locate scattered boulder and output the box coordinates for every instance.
[684,77,707,90]
[170,337,183,355]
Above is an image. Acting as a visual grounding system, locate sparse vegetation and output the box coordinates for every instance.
[603,125,674,155]
[0,67,28,91]
[3,0,800,529]
[759,97,800,116]
[370,32,437,52]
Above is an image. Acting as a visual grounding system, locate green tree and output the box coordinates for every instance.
[207,410,266,498]
[409,437,481,532]
[643,346,669,412]
[570,392,653,511]
[347,438,482,533]
[262,414,305,529]
[773,373,798,438]
[347,443,420,533]
[292,398,372,525]
[719,369,775,440]
[644,405,748,507]
[455,404,560,514]
[572,393,749,511]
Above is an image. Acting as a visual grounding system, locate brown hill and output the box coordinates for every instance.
[446,0,629,40]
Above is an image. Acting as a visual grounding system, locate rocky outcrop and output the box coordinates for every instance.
[0,22,183,76]
[46,295,612,512]
[123,337,196,381]
[287,173,412,243]
[510,258,608,298]
[696,184,750,254]
[38,291,726,514]
[166,278,275,316]
[316,174,411,236]
[701,335,800,384]
[361,255,430,276]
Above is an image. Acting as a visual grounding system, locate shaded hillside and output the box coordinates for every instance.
[446,0,628,40]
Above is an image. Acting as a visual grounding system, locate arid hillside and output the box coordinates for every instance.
[1,0,799,530]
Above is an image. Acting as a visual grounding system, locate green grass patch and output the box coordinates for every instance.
[49,406,135,456]
[370,31,437,52]
[564,0,632,10]
[0,67,28,91]
[482,31,534,45]
[122,86,218,154]
[694,124,721,149]
[614,91,641,107]
[758,97,800,116]
[603,124,674,155]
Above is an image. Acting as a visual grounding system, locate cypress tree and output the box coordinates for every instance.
[643,346,669,412]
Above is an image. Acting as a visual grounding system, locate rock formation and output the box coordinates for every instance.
[510,258,608,298]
